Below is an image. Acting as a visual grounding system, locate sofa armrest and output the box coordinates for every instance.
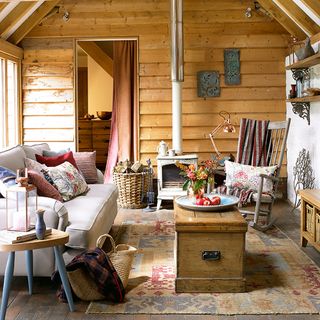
[96,168,104,184]
[37,197,69,231]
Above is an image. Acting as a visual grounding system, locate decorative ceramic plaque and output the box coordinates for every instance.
[197,71,220,97]
[224,49,240,85]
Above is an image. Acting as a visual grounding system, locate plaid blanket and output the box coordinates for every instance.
[236,118,270,166]
[52,247,125,303]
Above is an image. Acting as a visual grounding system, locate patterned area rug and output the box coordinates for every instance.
[87,210,320,315]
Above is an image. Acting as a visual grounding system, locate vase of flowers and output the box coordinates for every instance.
[176,160,218,201]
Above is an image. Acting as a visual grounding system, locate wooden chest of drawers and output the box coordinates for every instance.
[174,203,247,293]
[78,119,111,170]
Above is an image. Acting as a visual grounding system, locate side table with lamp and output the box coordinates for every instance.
[0,170,74,319]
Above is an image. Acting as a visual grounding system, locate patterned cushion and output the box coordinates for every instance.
[27,170,63,202]
[46,162,88,201]
[73,151,98,184]
[0,166,17,197]
[36,151,79,170]
[225,160,277,193]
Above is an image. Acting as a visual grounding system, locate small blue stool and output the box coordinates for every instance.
[0,230,74,320]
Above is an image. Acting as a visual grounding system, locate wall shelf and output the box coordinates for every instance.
[286,96,320,103]
[286,52,320,125]
[286,52,320,70]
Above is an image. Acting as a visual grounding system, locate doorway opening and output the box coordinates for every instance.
[75,39,138,172]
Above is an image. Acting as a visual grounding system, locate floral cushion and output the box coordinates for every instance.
[45,162,88,201]
[225,160,278,193]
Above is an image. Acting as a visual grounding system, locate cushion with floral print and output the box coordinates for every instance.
[225,160,278,193]
[45,162,89,201]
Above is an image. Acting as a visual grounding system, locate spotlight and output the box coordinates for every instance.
[245,7,252,18]
[62,11,70,22]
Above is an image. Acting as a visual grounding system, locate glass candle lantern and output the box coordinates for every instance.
[6,185,38,232]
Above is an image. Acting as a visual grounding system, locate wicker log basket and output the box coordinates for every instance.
[113,160,151,208]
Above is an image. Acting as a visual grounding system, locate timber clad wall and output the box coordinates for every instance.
[21,38,75,150]
[22,0,289,172]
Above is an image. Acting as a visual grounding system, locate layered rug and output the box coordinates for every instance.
[87,210,320,315]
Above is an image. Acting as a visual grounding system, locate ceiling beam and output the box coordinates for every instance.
[77,41,113,77]
[7,0,61,45]
[299,0,320,20]
[0,38,23,59]
[0,2,36,39]
[273,0,320,36]
[311,32,320,44]
[0,0,20,23]
[257,0,307,40]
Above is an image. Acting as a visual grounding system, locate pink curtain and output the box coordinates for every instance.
[104,41,137,183]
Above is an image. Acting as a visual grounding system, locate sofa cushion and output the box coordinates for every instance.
[36,151,79,170]
[64,184,118,249]
[0,167,17,197]
[22,143,50,160]
[28,170,63,202]
[42,148,70,157]
[0,145,26,172]
[73,151,98,184]
[45,162,88,201]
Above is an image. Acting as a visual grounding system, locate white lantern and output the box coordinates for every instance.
[6,185,38,232]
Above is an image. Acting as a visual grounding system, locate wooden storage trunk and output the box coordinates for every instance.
[174,204,247,293]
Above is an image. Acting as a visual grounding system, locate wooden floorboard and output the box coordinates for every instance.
[1,200,319,320]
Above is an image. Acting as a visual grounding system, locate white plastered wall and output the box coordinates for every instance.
[286,51,320,205]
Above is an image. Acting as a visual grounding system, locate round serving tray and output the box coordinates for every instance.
[175,194,239,212]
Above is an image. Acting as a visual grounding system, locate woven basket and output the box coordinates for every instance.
[67,268,105,301]
[113,171,149,208]
[97,234,137,288]
[67,234,137,301]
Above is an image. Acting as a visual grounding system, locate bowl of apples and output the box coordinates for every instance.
[175,194,239,212]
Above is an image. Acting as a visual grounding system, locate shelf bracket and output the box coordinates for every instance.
[291,102,310,125]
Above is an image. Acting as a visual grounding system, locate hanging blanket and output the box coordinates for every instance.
[236,118,270,166]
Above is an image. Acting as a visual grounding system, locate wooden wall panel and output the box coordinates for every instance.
[21,38,75,149]
[24,0,289,174]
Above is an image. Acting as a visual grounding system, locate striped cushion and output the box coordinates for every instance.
[73,151,98,184]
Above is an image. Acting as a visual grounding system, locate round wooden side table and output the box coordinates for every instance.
[0,229,74,320]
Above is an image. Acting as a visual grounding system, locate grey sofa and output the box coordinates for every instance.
[0,143,118,276]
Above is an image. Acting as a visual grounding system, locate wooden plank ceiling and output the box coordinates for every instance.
[0,1,318,45]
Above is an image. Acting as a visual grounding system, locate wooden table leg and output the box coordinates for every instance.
[0,252,15,320]
[53,246,75,312]
[25,250,33,295]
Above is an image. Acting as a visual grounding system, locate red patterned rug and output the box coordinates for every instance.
[87,210,320,315]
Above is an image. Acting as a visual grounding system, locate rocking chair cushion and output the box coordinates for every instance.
[225,161,277,193]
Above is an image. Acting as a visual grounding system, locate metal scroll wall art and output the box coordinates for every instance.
[291,68,311,125]
[293,148,315,209]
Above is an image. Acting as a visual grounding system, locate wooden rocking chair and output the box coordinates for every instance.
[234,118,291,231]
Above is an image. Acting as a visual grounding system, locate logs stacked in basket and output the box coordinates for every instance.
[113,160,151,209]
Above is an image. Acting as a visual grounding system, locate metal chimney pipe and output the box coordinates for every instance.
[171,0,183,154]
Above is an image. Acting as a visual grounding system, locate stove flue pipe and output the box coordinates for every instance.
[171,0,183,154]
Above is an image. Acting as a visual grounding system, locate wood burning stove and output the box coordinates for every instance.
[156,154,198,210]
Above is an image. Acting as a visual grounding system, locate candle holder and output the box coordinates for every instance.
[6,184,38,232]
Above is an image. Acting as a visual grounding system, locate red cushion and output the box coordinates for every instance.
[35,151,79,170]
[28,170,63,202]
